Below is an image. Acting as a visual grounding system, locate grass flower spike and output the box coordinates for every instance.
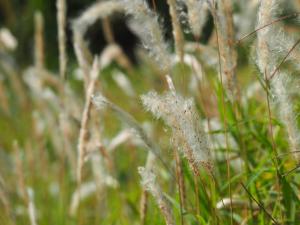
[141,91,212,174]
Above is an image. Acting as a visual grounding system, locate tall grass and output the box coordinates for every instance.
[0,0,300,224]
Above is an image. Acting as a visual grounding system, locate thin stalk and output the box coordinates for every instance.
[237,13,300,44]
[211,0,233,223]
[241,183,279,225]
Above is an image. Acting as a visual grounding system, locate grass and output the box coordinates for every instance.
[1,0,300,225]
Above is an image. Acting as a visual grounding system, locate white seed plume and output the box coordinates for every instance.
[122,0,171,72]
[138,167,174,225]
[256,0,277,75]
[256,0,300,161]
[141,91,212,174]
[73,1,123,34]
[0,28,18,50]
[271,73,300,160]
[72,1,121,88]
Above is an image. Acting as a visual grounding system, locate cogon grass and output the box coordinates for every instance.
[138,167,174,225]
[256,0,300,162]
[122,0,171,73]
[141,91,213,175]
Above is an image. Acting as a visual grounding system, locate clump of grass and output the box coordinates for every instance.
[1,0,300,224]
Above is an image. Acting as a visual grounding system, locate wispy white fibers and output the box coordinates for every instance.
[73,1,123,34]
[141,91,212,174]
[122,0,171,72]
[0,28,18,50]
[256,0,300,161]
[256,0,277,75]
[271,73,300,160]
[72,1,123,88]
[138,167,174,225]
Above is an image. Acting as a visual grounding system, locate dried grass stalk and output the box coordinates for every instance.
[77,57,100,184]
[140,152,155,224]
[138,167,174,225]
[34,11,45,70]
[166,0,184,62]
[56,0,67,80]
[209,0,237,98]
[14,141,39,225]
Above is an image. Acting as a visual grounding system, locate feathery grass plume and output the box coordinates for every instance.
[77,57,100,185]
[122,0,171,72]
[0,28,18,51]
[256,0,277,75]
[271,73,300,161]
[138,167,174,225]
[178,0,208,38]
[72,1,125,87]
[209,0,237,98]
[166,0,184,62]
[141,91,212,175]
[34,11,45,70]
[73,1,123,35]
[14,141,39,225]
[140,151,155,225]
[256,0,300,161]
[165,75,186,211]
[56,0,67,80]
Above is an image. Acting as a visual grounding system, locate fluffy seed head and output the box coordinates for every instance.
[122,0,171,72]
[141,91,212,173]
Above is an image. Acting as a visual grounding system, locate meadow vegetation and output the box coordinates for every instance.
[1,0,300,224]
